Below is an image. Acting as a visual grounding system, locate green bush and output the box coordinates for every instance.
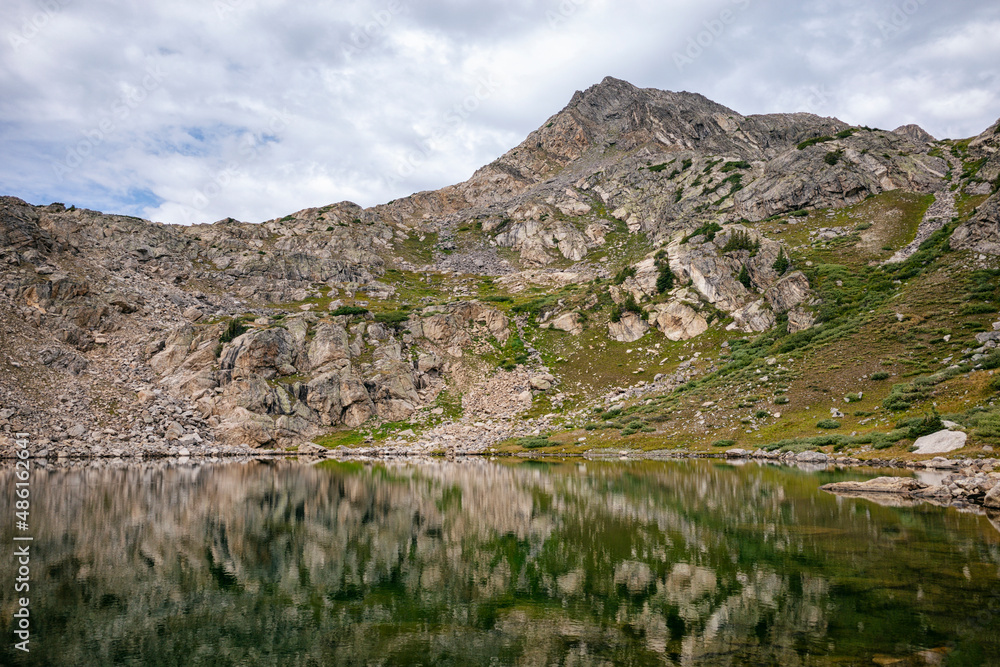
[600,409,622,420]
[816,419,841,429]
[738,265,752,289]
[722,230,759,253]
[900,412,944,439]
[219,318,248,344]
[481,295,513,303]
[614,266,637,285]
[982,351,1000,369]
[681,222,722,244]
[772,249,790,275]
[712,439,736,448]
[824,151,842,166]
[330,305,369,317]
[797,136,834,150]
[656,263,674,293]
[721,161,750,172]
[960,303,995,315]
[774,396,790,405]
[374,311,409,328]
[584,423,599,431]
[835,128,857,139]
[648,162,670,173]
[517,436,551,449]
[754,410,771,420]
[870,371,890,381]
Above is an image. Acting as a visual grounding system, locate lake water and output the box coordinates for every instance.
[2,458,999,666]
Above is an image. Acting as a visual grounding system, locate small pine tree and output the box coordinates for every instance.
[738,264,752,289]
[772,249,790,275]
[656,264,674,293]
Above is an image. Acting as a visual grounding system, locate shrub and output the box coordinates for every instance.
[738,265,752,289]
[754,410,771,419]
[374,311,409,328]
[656,263,674,293]
[681,158,693,170]
[835,128,857,139]
[960,303,995,315]
[330,305,369,317]
[982,351,1000,370]
[721,161,750,172]
[772,249,790,275]
[774,396,790,405]
[797,136,834,150]
[722,230,759,253]
[712,439,736,448]
[855,222,872,230]
[789,209,809,217]
[901,412,944,439]
[816,419,841,429]
[219,318,248,344]
[824,151,842,166]
[648,162,670,173]
[481,295,513,303]
[614,266,637,285]
[584,423,599,431]
[681,222,723,244]
[600,409,622,420]
[517,436,551,449]
[871,371,890,381]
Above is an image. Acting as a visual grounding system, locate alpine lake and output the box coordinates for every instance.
[2,458,999,666]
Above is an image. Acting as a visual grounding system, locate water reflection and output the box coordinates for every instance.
[1,459,998,666]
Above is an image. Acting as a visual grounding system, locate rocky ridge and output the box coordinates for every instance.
[2,77,999,461]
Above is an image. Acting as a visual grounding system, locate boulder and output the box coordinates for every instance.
[217,408,276,448]
[912,430,967,455]
[796,451,829,463]
[608,312,648,342]
[306,372,344,426]
[728,299,775,333]
[651,300,708,341]
[764,271,810,313]
[725,448,750,458]
[220,327,295,382]
[530,374,555,391]
[985,484,1000,510]
[307,323,350,371]
[182,306,204,322]
[786,307,816,333]
[550,312,583,336]
[821,476,926,495]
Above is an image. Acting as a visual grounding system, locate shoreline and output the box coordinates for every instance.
[3,435,997,510]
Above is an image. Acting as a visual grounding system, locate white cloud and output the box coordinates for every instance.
[1,0,998,224]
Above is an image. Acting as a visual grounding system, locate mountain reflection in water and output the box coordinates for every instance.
[1,458,998,666]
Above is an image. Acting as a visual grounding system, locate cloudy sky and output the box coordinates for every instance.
[2,0,998,225]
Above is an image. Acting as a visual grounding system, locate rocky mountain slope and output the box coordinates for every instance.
[2,77,999,463]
